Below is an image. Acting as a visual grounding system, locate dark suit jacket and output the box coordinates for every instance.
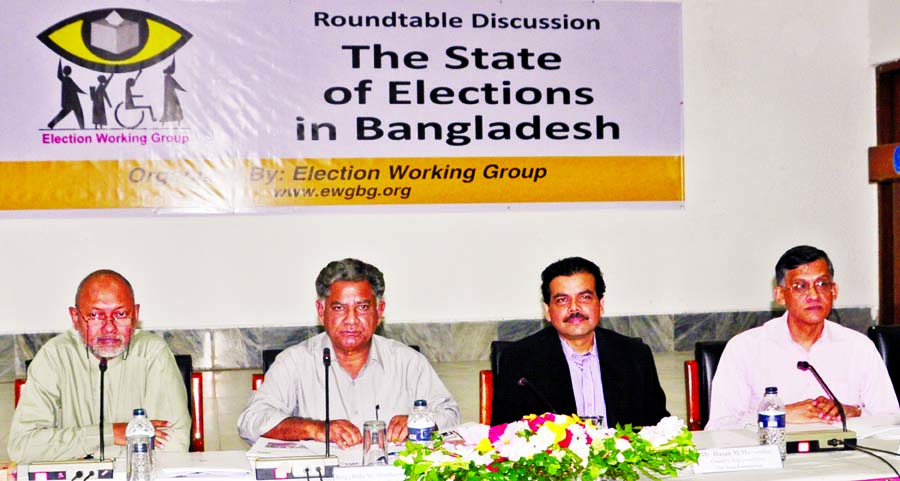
[490,326,669,427]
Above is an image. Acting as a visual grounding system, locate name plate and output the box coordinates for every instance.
[693,445,783,474]
[333,466,406,481]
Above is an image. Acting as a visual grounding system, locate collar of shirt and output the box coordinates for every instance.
[313,332,386,378]
[559,333,598,365]
[767,312,836,352]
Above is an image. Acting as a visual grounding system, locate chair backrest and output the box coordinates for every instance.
[261,348,283,374]
[867,325,900,403]
[13,359,33,408]
[490,341,513,374]
[695,341,728,429]
[479,370,493,424]
[174,354,204,452]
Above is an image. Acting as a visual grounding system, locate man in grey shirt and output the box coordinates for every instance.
[238,258,460,447]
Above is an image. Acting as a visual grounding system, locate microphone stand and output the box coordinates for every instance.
[323,347,331,458]
[797,361,847,431]
[518,377,558,414]
[787,361,857,453]
[99,358,107,461]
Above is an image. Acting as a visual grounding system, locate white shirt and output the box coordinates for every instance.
[237,333,460,444]
[706,313,900,430]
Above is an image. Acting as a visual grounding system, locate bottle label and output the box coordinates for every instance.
[758,413,785,429]
[408,426,433,442]
[131,442,149,454]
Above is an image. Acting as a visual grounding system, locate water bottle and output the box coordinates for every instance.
[758,386,786,461]
[126,408,156,481]
[407,399,434,444]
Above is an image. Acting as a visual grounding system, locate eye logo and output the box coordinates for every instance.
[38,9,191,73]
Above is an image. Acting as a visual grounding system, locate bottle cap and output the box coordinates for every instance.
[133,408,146,416]
[414,399,427,407]
[764,386,778,394]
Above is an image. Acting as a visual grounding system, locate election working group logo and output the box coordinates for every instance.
[37,8,193,135]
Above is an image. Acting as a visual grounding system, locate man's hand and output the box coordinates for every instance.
[262,417,362,447]
[151,420,171,448]
[786,396,859,423]
[112,420,171,447]
[387,415,408,443]
[321,420,362,448]
[113,422,127,446]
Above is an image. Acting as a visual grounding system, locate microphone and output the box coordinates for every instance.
[786,360,857,454]
[518,377,558,414]
[323,348,331,457]
[797,361,847,431]
[98,357,108,461]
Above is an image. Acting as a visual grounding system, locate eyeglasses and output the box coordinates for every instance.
[785,280,835,296]
[77,310,134,328]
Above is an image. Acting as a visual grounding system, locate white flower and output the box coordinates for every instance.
[615,437,632,452]
[638,416,687,448]
[531,425,556,451]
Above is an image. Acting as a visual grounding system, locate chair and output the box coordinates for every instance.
[13,359,32,407]
[174,354,205,452]
[252,348,285,391]
[479,370,493,424]
[489,340,513,374]
[683,341,728,430]
[867,325,900,404]
[478,341,514,425]
[13,378,26,407]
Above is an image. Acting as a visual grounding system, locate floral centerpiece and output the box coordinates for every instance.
[396,414,699,481]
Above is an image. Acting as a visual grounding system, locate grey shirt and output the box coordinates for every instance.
[237,333,460,444]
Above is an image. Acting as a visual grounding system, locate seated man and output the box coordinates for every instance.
[238,258,460,447]
[491,256,669,427]
[706,245,900,430]
[8,270,190,463]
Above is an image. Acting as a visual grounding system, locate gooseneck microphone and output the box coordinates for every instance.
[323,348,331,457]
[98,357,108,461]
[797,361,848,432]
[518,377,558,414]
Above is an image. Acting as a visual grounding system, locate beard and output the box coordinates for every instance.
[90,335,127,358]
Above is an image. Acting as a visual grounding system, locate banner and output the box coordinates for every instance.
[0,1,683,212]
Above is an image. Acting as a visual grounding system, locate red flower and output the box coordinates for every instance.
[558,428,574,448]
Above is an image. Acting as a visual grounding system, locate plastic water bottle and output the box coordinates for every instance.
[407,399,434,444]
[758,386,786,461]
[126,408,156,481]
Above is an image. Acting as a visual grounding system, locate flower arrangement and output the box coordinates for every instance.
[396,414,699,481]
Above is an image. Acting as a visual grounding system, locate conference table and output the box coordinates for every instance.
[17,417,900,481]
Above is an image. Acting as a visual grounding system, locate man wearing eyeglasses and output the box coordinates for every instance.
[8,269,190,463]
[237,258,460,447]
[706,245,899,430]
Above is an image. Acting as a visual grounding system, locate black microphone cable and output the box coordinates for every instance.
[848,444,900,479]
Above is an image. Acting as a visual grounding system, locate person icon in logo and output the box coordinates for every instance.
[90,73,114,129]
[47,61,86,130]
[161,59,186,125]
[124,70,156,122]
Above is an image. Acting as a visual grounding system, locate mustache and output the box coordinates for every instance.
[563,312,588,323]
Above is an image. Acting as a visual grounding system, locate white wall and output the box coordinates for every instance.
[0,1,882,334]
[870,0,900,65]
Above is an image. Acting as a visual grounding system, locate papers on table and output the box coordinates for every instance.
[246,438,405,467]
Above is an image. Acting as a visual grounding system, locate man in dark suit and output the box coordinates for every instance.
[491,256,669,428]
